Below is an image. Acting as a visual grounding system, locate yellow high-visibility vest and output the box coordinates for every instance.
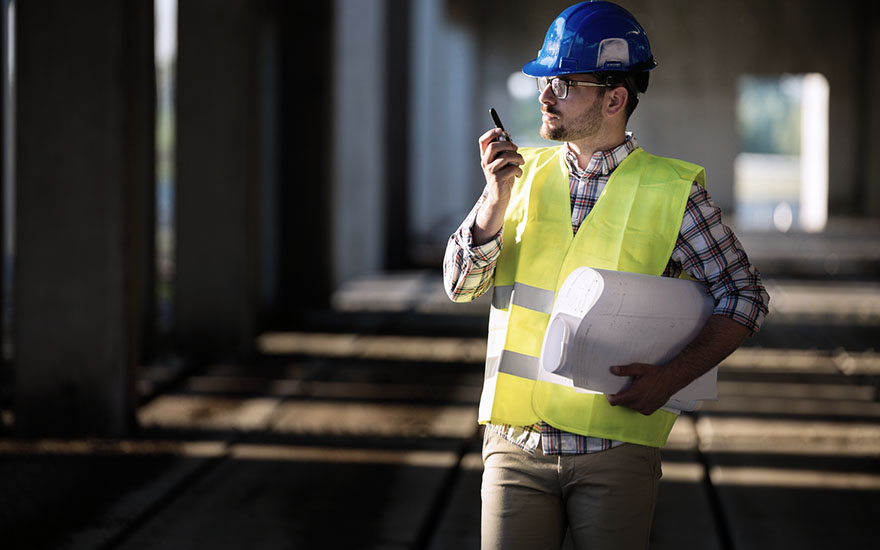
[479,146,706,447]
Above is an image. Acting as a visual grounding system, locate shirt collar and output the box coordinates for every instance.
[564,132,638,178]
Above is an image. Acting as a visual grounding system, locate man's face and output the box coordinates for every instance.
[538,75,606,142]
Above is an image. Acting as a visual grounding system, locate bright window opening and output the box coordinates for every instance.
[735,74,829,233]
[155,0,177,336]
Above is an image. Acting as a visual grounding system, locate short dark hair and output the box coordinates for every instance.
[596,71,650,120]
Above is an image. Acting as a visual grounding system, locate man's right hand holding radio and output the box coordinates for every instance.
[474,128,524,245]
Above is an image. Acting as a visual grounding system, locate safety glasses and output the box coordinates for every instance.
[536,76,607,100]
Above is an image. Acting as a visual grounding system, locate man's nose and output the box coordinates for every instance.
[539,81,556,104]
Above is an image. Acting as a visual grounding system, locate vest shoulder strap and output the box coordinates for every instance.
[634,150,706,189]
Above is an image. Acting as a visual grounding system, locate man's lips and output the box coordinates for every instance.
[542,110,559,122]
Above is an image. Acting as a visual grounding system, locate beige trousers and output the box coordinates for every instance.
[481,428,661,550]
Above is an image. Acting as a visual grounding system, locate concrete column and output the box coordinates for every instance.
[269,2,335,315]
[175,0,263,360]
[331,0,388,285]
[409,0,481,262]
[13,0,153,436]
[861,0,880,217]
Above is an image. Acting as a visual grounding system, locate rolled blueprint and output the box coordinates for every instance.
[540,267,717,409]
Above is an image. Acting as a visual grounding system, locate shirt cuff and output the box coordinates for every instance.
[458,210,502,264]
[713,293,769,334]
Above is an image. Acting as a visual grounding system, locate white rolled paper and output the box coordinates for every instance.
[540,267,717,410]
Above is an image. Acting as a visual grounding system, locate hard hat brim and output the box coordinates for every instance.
[521,58,656,78]
[522,59,573,78]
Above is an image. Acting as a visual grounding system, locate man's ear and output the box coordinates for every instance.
[605,86,628,118]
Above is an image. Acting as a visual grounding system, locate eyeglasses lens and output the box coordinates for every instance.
[552,79,569,99]
[536,77,568,99]
[536,77,548,94]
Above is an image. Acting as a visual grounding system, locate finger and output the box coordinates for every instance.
[481,145,504,168]
[490,151,524,167]
[478,128,498,147]
[608,391,650,414]
[478,128,510,154]
[487,162,523,182]
[483,140,518,163]
[487,157,522,176]
[497,151,524,167]
[610,364,650,377]
[606,387,633,407]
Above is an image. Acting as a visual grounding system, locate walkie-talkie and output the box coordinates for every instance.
[489,108,511,142]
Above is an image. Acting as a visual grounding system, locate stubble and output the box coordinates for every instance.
[540,95,604,142]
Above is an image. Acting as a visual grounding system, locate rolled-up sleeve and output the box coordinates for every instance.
[672,183,770,333]
[442,194,503,303]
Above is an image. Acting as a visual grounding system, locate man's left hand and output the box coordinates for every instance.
[606,363,679,416]
[606,316,753,416]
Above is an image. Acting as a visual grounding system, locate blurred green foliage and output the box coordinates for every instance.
[737,75,801,155]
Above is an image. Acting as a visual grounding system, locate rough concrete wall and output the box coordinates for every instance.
[631,0,862,215]
[473,0,866,215]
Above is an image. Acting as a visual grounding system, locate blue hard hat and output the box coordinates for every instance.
[522,1,657,78]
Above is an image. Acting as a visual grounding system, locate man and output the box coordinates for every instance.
[442,2,769,549]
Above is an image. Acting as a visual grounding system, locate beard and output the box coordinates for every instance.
[540,97,603,142]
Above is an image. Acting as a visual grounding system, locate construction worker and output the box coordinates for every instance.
[443,2,769,549]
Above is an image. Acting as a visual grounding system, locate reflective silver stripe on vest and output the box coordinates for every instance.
[492,285,513,310]
[513,282,555,314]
[491,283,555,314]
[489,350,540,380]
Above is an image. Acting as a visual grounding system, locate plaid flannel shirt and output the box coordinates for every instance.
[443,134,769,455]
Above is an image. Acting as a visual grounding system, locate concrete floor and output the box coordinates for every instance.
[1,266,879,549]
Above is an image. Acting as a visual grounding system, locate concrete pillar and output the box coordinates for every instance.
[331,0,388,285]
[409,0,481,262]
[1,0,15,412]
[175,0,263,360]
[272,1,334,315]
[13,0,153,436]
[861,0,880,217]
